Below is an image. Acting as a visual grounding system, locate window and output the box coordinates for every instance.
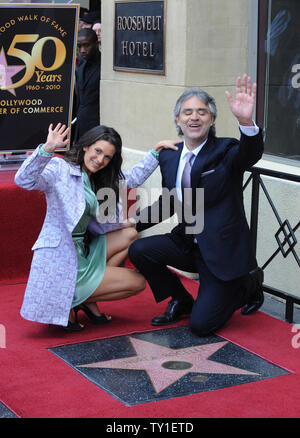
[257,0,300,161]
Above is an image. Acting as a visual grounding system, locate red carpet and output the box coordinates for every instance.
[0,168,299,418]
[0,169,46,283]
[0,276,299,419]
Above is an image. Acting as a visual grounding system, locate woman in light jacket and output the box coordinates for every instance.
[15,123,177,332]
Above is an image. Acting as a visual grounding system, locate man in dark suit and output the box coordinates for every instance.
[128,75,264,335]
[74,28,101,141]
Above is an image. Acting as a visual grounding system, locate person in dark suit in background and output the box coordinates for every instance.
[74,28,101,142]
[80,10,101,29]
[78,7,89,31]
[128,75,265,336]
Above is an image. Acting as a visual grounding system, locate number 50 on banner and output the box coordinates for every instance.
[1,34,66,91]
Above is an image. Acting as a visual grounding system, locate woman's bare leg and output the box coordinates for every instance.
[80,228,142,317]
[80,267,145,319]
[106,227,139,267]
[86,266,146,303]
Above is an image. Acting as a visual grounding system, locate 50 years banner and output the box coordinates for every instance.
[0,4,79,152]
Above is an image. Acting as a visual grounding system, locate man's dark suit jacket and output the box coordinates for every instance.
[74,52,101,141]
[136,131,264,282]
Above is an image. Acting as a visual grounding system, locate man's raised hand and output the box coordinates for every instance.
[225,74,256,126]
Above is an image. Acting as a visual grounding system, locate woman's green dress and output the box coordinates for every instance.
[71,170,107,307]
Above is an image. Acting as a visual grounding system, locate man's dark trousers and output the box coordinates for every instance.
[129,233,252,335]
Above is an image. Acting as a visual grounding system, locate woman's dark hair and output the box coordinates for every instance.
[64,125,123,201]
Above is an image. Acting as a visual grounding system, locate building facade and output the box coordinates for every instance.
[2,0,299,305]
[100,0,300,304]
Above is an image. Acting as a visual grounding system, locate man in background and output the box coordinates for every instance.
[74,28,101,141]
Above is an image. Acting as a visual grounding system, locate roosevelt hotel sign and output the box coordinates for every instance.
[114,0,165,74]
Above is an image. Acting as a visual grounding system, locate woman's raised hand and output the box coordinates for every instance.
[154,140,179,152]
[43,123,70,154]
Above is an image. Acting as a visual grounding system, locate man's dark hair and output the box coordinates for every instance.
[78,28,98,43]
[174,88,217,137]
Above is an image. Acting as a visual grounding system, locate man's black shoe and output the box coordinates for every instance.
[151,297,194,326]
[241,267,264,315]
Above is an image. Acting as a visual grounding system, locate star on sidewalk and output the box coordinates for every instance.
[79,337,259,393]
[0,47,25,96]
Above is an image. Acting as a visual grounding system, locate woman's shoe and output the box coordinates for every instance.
[63,320,84,332]
[48,321,84,333]
[63,306,84,332]
[77,303,111,325]
[48,308,84,333]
